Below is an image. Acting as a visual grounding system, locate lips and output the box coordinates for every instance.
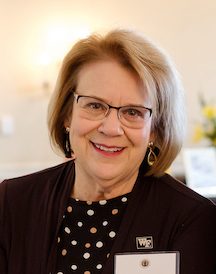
[91,142,124,153]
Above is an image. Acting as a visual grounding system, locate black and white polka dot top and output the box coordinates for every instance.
[55,193,129,274]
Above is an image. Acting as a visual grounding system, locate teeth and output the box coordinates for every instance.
[95,144,123,152]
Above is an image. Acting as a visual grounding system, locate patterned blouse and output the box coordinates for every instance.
[55,193,130,274]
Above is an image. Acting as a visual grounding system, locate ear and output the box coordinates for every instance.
[64,117,71,129]
[149,130,155,143]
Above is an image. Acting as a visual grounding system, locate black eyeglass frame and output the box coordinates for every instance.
[73,92,153,118]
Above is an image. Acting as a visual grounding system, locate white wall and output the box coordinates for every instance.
[0,0,216,178]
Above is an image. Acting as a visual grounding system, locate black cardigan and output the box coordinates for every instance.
[0,160,216,274]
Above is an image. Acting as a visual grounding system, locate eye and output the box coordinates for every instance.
[81,99,108,114]
[122,107,144,119]
[85,102,106,110]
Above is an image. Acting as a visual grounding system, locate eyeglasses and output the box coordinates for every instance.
[73,93,152,129]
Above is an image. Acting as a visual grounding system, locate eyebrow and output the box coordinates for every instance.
[75,91,149,108]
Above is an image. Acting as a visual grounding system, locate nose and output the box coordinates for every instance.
[97,108,124,136]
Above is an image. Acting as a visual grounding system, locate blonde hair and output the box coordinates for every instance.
[48,29,185,176]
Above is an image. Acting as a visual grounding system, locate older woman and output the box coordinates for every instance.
[0,29,216,274]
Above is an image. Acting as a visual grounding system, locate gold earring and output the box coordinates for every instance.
[147,142,157,166]
[65,127,72,158]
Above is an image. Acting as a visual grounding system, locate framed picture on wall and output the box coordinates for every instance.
[183,147,216,197]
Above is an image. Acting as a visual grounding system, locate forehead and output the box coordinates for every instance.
[76,60,150,104]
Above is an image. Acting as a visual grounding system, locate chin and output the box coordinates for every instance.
[90,163,124,181]
[94,170,121,181]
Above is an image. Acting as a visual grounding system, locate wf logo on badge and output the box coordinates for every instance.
[136,236,153,249]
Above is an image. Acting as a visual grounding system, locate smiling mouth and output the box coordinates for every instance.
[92,142,124,153]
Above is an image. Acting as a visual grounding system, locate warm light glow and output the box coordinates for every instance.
[36,24,91,66]
[26,22,91,95]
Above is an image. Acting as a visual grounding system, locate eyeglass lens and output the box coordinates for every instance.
[75,94,152,128]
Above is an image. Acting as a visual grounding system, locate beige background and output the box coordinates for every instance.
[0,0,216,178]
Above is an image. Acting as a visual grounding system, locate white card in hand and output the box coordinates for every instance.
[115,252,179,274]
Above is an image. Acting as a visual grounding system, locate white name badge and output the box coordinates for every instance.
[115,252,179,274]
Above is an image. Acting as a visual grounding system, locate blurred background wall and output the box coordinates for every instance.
[0,0,216,178]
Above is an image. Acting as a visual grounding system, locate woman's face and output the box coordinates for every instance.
[68,60,153,187]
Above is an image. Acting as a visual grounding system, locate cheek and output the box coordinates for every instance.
[69,115,99,141]
[131,125,152,148]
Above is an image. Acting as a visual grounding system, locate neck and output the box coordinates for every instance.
[71,164,138,201]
